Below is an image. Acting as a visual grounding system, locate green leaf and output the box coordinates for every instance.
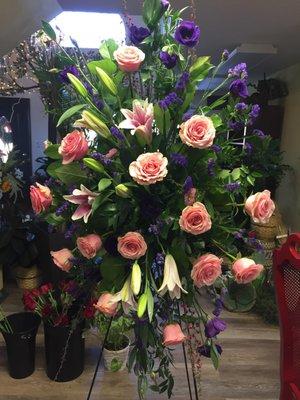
[83,158,105,174]
[189,56,213,82]
[44,144,61,160]
[210,114,223,128]
[96,66,117,95]
[45,213,65,226]
[210,344,220,370]
[56,163,88,185]
[56,104,85,127]
[41,20,56,40]
[46,160,61,178]
[231,168,241,181]
[87,59,117,75]
[98,178,112,191]
[100,256,126,282]
[143,0,163,30]
[99,39,118,60]
[208,96,228,110]
[246,175,255,186]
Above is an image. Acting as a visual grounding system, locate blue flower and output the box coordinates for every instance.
[159,51,178,69]
[129,25,151,45]
[175,20,200,48]
[230,79,249,99]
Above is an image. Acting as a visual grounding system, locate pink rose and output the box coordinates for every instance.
[179,115,215,148]
[114,45,145,72]
[117,232,147,260]
[191,254,222,287]
[163,323,186,346]
[244,190,275,224]
[179,202,212,235]
[232,257,264,284]
[58,130,89,165]
[94,293,118,317]
[129,151,168,185]
[30,183,52,214]
[76,234,102,259]
[50,248,73,272]
[184,187,197,206]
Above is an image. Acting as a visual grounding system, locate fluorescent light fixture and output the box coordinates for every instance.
[50,11,126,48]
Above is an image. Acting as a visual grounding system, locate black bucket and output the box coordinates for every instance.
[44,321,85,382]
[1,312,41,379]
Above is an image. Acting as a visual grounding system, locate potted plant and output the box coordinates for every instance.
[95,313,132,372]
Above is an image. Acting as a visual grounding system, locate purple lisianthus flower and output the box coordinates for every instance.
[253,129,266,139]
[211,144,222,153]
[183,176,194,194]
[228,63,248,80]
[59,65,80,84]
[225,182,241,192]
[175,20,200,48]
[170,153,188,167]
[205,317,227,338]
[235,102,248,113]
[249,104,260,119]
[159,51,178,69]
[230,79,249,99]
[129,25,151,45]
[161,0,170,9]
[198,344,223,358]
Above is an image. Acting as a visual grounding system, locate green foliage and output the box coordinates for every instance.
[55,163,88,185]
[95,314,132,351]
[56,104,86,127]
[99,39,118,60]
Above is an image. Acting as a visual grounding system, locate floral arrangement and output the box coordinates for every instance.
[30,1,276,397]
[0,150,24,202]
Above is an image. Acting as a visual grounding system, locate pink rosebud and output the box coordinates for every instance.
[129,151,168,185]
[114,45,145,73]
[58,130,89,165]
[76,234,102,259]
[191,254,222,287]
[30,183,52,214]
[163,323,186,346]
[244,190,275,224]
[105,148,118,159]
[94,293,118,317]
[179,115,215,148]
[232,257,264,284]
[117,232,147,260]
[179,202,212,235]
[50,248,73,272]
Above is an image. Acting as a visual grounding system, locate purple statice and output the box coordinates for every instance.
[253,129,266,139]
[170,153,188,167]
[205,317,227,338]
[244,142,253,155]
[248,237,264,252]
[90,152,112,166]
[148,219,163,236]
[64,223,78,240]
[229,79,249,99]
[158,92,182,110]
[59,65,80,83]
[68,185,76,194]
[224,182,241,192]
[183,110,194,121]
[207,158,216,176]
[249,104,260,119]
[234,228,246,240]
[221,49,229,61]
[55,201,69,216]
[92,95,104,110]
[175,72,190,91]
[228,63,248,80]
[175,20,200,48]
[183,176,194,194]
[151,253,165,279]
[84,82,93,95]
[211,144,222,153]
[213,298,223,317]
[129,25,151,45]
[110,126,125,141]
[159,51,178,69]
[198,344,222,358]
[235,102,248,113]
[228,120,244,132]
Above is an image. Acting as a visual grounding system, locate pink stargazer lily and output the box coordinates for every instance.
[64,185,98,223]
[119,99,154,144]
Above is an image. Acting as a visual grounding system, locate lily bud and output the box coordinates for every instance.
[67,73,88,97]
[137,293,148,318]
[131,262,141,295]
[96,67,117,96]
[81,110,111,138]
[49,68,59,73]
[115,184,132,198]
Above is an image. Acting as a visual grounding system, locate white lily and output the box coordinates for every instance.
[158,254,188,299]
[111,276,137,313]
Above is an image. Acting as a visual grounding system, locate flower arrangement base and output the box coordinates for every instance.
[15,265,42,290]
[44,321,85,382]
[1,312,41,379]
[223,282,257,313]
[103,335,130,372]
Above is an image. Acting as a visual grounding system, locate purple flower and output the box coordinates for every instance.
[183,176,194,194]
[253,129,266,139]
[198,344,222,358]
[228,120,244,132]
[225,182,241,192]
[207,159,216,176]
[234,229,246,240]
[129,25,151,45]
[176,72,190,91]
[161,0,170,9]
[213,298,224,317]
[230,79,249,99]
[159,51,178,69]
[211,144,222,153]
[55,201,69,216]
[244,142,253,155]
[222,49,229,61]
[84,82,93,95]
[59,65,80,84]
[110,126,125,141]
[183,110,193,121]
[235,102,248,112]
[92,95,104,110]
[249,104,260,119]
[205,317,227,338]
[151,253,165,279]
[175,20,200,48]
[64,223,78,239]
[170,153,188,167]
[228,63,248,80]
[90,152,112,166]
[159,92,182,110]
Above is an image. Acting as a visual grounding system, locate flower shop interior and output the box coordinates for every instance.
[0,0,300,399]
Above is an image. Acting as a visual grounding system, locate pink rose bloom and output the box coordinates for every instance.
[191,254,222,287]
[179,202,212,235]
[119,99,154,144]
[232,257,264,284]
[184,187,197,206]
[114,45,145,72]
[64,185,98,223]
[94,293,118,317]
[179,115,216,148]
[244,190,275,224]
[77,234,102,259]
[163,323,186,346]
[129,151,168,185]
[58,130,89,164]
[30,183,52,214]
[50,248,73,272]
[118,232,147,260]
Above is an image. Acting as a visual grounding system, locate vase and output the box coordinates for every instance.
[15,264,42,290]
[44,321,85,382]
[1,312,41,379]
[103,335,130,372]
